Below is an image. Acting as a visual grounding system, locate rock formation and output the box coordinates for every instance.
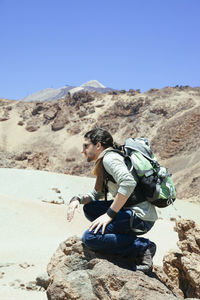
[46,236,182,300]
[163,219,200,299]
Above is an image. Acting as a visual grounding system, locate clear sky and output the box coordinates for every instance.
[0,0,200,100]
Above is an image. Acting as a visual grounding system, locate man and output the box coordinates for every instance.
[67,128,158,273]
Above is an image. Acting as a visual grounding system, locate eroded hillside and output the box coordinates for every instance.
[0,86,200,202]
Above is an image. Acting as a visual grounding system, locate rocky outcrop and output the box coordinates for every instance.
[163,219,200,299]
[1,87,200,200]
[152,107,200,159]
[27,152,49,169]
[46,236,181,300]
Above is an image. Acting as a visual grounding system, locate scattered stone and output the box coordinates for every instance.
[27,152,49,169]
[25,120,40,132]
[51,120,65,131]
[18,120,24,126]
[42,199,64,205]
[26,281,37,290]
[43,108,58,120]
[32,105,43,115]
[51,188,61,193]
[65,157,76,162]
[0,263,15,268]
[19,262,30,269]
[0,116,9,121]
[14,153,28,161]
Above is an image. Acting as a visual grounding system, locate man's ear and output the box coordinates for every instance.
[96,141,102,150]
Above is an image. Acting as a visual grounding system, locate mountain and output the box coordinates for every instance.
[20,80,114,102]
[0,85,200,203]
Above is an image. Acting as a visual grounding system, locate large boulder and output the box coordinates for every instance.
[163,219,200,299]
[51,110,69,131]
[46,236,182,300]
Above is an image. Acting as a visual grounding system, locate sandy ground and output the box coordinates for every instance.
[0,168,200,300]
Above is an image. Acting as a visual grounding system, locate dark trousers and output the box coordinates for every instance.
[82,200,154,257]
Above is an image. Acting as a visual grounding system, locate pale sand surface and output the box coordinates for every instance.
[0,168,200,300]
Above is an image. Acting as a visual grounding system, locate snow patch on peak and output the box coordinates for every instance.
[81,80,106,89]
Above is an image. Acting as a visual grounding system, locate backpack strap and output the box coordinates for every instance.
[102,149,125,201]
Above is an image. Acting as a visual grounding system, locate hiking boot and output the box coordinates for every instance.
[136,242,156,274]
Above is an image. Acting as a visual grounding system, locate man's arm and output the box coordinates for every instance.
[67,194,92,222]
[89,192,128,234]
[89,152,136,234]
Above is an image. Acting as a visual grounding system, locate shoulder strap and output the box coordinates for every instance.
[102,149,125,201]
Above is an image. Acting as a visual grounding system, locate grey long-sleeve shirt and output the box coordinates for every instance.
[87,151,158,222]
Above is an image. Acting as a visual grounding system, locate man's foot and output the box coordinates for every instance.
[136,242,156,274]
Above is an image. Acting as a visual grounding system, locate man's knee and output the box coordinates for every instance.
[82,230,96,248]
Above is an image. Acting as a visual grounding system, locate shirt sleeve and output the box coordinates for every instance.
[103,152,137,197]
[86,189,105,201]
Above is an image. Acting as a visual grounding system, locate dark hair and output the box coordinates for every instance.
[84,128,122,150]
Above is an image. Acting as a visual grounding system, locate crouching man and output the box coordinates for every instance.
[67,128,157,273]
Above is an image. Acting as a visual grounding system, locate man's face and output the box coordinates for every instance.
[81,138,100,162]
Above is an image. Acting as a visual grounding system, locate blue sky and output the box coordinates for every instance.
[0,0,200,99]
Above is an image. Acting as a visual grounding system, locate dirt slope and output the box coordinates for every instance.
[0,86,199,202]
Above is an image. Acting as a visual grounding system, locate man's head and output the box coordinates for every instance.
[82,128,113,162]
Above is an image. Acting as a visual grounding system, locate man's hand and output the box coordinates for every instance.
[89,213,112,234]
[67,199,80,222]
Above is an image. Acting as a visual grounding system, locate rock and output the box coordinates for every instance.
[25,120,40,132]
[67,123,81,135]
[43,106,58,120]
[18,120,24,126]
[27,152,49,169]
[32,105,43,115]
[51,188,61,193]
[26,281,37,290]
[19,262,30,269]
[14,153,28,161]
[71,91,95,105]
[51,120,65,131]
[36,273,50,289]
[163,219,200,299]
[0,116,9,121]
[0,263,15,268]
[51,111,69,131]
[46,236,181,300]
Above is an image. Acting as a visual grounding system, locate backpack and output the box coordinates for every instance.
[104,137,176,208]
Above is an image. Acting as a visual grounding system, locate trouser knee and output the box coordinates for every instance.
[82,230,96,249]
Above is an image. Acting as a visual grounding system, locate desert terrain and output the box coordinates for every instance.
[0,86,200,299]
[0,86,200,202]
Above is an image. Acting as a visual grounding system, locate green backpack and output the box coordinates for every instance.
[123,137,176,207]
[104,137,176,208]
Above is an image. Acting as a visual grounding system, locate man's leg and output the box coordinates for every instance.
[82,201,150,257]
[82,228,150,257]
[83,200,113,222]
[82,201,156,272]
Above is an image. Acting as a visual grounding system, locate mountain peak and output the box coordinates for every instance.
[20,80,111,102]
[81,80,106,89]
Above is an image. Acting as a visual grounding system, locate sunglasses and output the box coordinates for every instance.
[82,142,92,150]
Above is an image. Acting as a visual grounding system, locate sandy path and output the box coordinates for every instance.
[0,168,200,300]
